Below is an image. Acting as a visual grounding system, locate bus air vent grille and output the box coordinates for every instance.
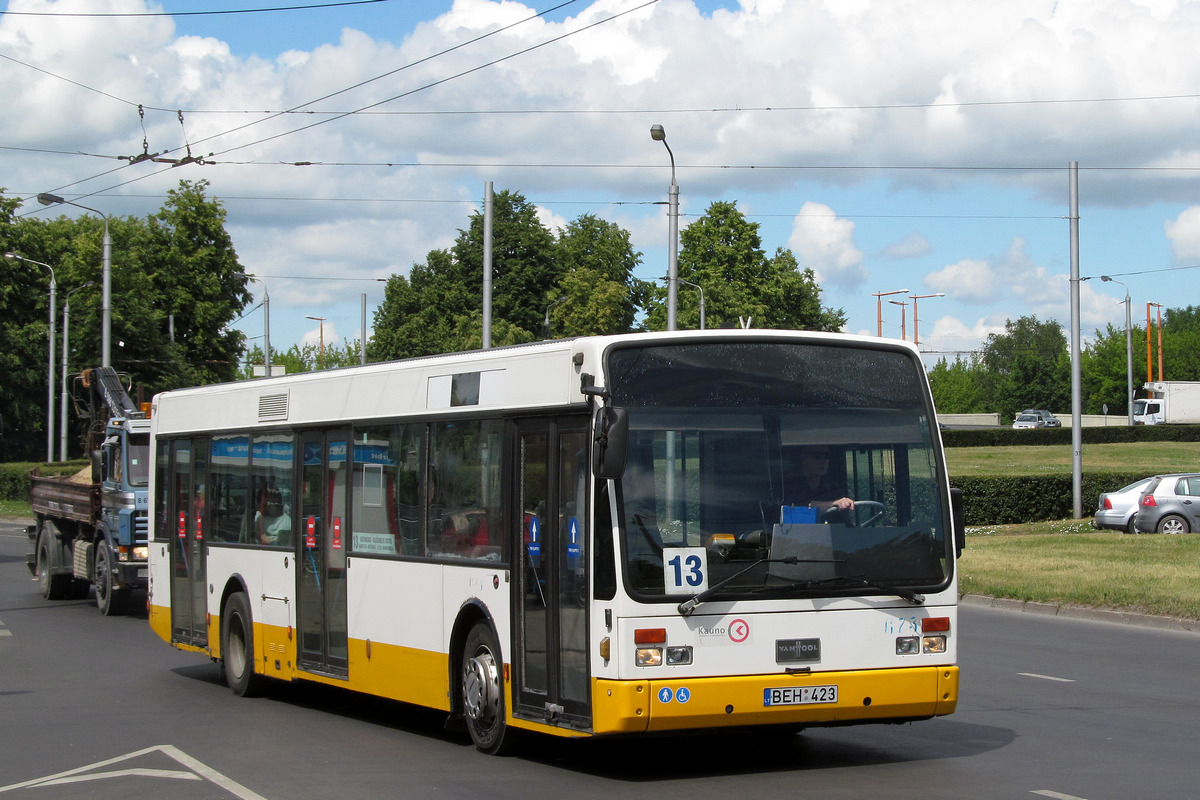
[258,391,289,421]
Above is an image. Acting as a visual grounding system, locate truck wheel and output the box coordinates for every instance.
[35,526,69,601]
[221,592,266,697]
[94,543,129,616]
[461,622,516,755]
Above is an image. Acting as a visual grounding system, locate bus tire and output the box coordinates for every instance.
[36,525,69,601]
[94,542,129,616]
[221,592,266,697]
[462,622,514,754]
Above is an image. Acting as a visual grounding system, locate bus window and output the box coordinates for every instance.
[428,419,502,560]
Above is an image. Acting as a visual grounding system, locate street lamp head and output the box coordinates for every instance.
[650,124,666,142]
[37,192,66,206]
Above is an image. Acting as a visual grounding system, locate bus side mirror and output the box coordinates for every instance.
[950,486,965,557]
[593,406,629,480]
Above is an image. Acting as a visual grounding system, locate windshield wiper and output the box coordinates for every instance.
[748,576,926,606]
[676,556,838,616]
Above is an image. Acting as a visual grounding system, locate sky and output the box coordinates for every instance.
[4,0,1200,369]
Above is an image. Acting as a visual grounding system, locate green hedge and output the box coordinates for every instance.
[0,461,89,502]
[941,423,1200,448]
[955,470,1149,526]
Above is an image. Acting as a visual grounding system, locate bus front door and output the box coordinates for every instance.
[169,437,208,647]
[514,419,591,729]
[297,430,350,677]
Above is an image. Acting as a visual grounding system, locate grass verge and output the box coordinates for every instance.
[0,499,32,519]
[962,519,1200,620]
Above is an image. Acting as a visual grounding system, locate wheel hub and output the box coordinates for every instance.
[463,651,499,722]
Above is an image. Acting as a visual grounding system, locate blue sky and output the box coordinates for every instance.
[4,0,1200,372]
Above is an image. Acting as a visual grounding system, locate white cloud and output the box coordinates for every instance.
[926,258,995,304]
[882,231,931,260]
[5,0,1200,350]
[787,202,866,288]
[1165,206,1200,261]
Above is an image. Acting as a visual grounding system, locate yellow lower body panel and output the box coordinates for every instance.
[593,666,958,735]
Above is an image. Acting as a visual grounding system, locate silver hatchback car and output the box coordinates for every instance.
[1134,473,1200,533]
[1095,477,1153,534]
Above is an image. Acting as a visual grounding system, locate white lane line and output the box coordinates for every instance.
[1018,672,1076,682]
[0,744,270,800]
[1032,790,1089,799]
[38,768,202,786]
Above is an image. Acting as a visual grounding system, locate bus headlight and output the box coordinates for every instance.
[896,636,920,655]
[636,648,663,667]
[922,635,947,654]
[665,646,693,665]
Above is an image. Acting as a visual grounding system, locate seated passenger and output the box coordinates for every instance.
[256,485,291,546]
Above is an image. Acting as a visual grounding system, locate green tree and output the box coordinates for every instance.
[0,181,251,460]
[1081,322,1145,415]
[551,214,647,337]
[146,179,252,388]
[978,316,1070,420]
[927,356,986,413]
[643,201,845,331]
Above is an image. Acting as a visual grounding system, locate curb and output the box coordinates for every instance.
[961,593,1200,634]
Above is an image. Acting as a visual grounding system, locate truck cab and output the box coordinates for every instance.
[98,416,151,587]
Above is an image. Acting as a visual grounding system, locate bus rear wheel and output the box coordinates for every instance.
[462,622,514,754]
[221,592,266,697]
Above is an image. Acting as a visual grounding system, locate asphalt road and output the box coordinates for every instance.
[2,518,1198,799]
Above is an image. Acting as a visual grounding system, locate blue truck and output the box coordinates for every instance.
[27,367,150,616]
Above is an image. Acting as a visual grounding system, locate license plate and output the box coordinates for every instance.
[763,685,838,706]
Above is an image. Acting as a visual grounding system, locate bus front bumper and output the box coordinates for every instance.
[591,666,958,735]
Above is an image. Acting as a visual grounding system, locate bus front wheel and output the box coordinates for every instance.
[221,592,266,697]
[462,622,513,754]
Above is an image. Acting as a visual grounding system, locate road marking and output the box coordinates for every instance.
[0,618,9,636]
[1032,791,1089,799]
[0,744,269,799]
[1018,672,1075,682]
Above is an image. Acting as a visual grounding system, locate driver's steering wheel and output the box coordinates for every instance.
[820,500,886,527]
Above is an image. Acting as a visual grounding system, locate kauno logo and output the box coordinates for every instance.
[697,626,726,637]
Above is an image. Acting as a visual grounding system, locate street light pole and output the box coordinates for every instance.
[6,252,56,462]
[305,315,326,370]
[37,193,111,368]
[888,299,908,340]
[1101,276,1134,425]
[245,275,272,378]
[60,282,93,460]
[676,277,705,329]
[871,288,909,337]
[908,292,945,348]
[543,296,567,339]
[650,124,679,331]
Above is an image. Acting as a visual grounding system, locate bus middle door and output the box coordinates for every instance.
[297,430,350,677]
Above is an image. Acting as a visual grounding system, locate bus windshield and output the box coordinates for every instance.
[607,340,951,602]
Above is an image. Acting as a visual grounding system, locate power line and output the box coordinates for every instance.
[12,0,604,201]
[0,0,392,18]
[101,91,1200,117]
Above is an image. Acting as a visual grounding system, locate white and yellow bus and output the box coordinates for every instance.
[148,330,963,753]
